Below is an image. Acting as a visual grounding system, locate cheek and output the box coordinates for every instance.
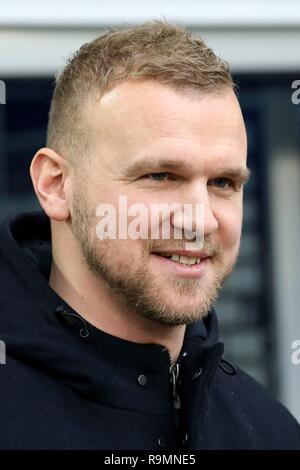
[113,236,148,260]
[216,201,243,250]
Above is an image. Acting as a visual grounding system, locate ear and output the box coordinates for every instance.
[30,147,71,221]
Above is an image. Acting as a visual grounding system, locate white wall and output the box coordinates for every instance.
[1,0,300,75]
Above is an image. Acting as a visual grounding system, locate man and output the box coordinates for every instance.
[0,20,299,450]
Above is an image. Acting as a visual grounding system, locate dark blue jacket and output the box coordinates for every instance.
[0,211,299,450]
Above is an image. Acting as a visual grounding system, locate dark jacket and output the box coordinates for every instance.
[0,211,299,450]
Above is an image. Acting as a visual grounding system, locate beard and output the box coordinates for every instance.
[70,186,238,326]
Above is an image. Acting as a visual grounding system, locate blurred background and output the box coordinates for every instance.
[0,0,300,421]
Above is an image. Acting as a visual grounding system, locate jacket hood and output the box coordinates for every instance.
[0,210,223,412]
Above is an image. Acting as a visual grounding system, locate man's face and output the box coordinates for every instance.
[70,80,248,326]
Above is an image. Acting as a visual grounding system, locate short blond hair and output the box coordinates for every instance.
[47,20,234,165]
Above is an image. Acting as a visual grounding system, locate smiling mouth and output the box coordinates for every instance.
[152,252,208,266]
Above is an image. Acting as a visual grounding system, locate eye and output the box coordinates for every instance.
[208,177,235,190]
[144,172,171,182]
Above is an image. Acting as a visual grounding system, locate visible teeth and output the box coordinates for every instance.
[155,252,202,265]
[170,255,200,265]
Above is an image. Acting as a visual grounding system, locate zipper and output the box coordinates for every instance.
[169,362,182,432]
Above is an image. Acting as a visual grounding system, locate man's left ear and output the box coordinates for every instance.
[29,147,71,221]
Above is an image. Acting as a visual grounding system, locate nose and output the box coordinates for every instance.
[170,183,219,241]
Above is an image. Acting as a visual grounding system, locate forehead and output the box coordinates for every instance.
[89,80,247,171]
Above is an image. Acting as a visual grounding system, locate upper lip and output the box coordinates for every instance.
[151,250,210,259]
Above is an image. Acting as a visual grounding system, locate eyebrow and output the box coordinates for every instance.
[125,157,251,184]
[214,167,251,185]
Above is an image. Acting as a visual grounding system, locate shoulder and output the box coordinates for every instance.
[207,359,300,449]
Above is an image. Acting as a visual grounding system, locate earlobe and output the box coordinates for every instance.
[30,147,70,221]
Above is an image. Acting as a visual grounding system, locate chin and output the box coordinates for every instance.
[154,311,205,327]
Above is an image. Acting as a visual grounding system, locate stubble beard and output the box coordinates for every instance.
[71,189,238,326]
